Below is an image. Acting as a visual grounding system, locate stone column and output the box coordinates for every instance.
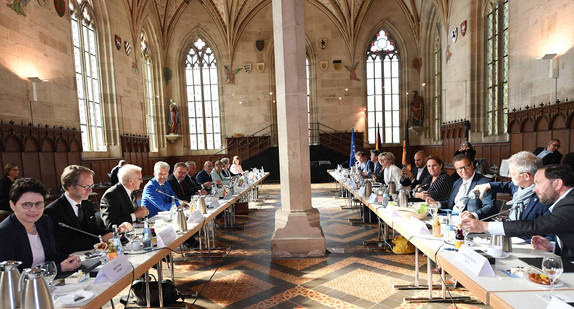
[270,0,325,257]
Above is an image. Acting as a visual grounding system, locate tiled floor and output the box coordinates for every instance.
[106,183,492,308]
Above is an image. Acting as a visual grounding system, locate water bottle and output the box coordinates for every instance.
[142,217,153,251]
[382,191,389,207]
[112,225,124,255]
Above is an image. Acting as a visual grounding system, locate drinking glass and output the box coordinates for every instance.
[542,255,564,295]
[40,261,57,286]
[124,227,138,253]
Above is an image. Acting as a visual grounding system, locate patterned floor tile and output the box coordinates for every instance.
[273,258,328,270]
[192,272,275,306]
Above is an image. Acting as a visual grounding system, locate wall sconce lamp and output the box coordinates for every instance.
[537,53,559,103]
[27,77,46,102]
[537,53,558,79]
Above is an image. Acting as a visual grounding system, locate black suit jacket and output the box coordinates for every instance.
[44,194,111,255]
[100,183,137,228]
[400,166,430,187]
[0,175,14,212]
[0,214,67,272]
[439,173,497,219]
[186,174,203,192]
[503,189,574,257]
[167,174,196,201]
[533,147,563,165]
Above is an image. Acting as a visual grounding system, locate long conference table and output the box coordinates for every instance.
[329,169,574,308]
[54,172,269,309]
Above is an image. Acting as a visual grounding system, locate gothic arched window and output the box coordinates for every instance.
[486,0,509,135]
[185,38,221,150]
[70,0,105,151]
[366,30,400,144]
[141,30,158,152]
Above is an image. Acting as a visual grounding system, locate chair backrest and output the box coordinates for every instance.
[94,211,106,230]
[474,158,489,175]
[499,159,510,177]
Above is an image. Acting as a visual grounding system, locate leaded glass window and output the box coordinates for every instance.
[486,0,509,135]
[141,30,157,152]
[433,39,441,141]
[70,0,105,151]
[185,38,221,150]
[366,30,400,144]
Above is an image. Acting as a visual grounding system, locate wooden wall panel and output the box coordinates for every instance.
[39,152,57,191]
[524,132,536,152]
[21,153,41,181]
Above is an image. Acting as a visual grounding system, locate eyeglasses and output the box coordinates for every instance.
[456,164,472,172]
[20,201,45,210]
[76,183,95,190]
[551,143,561,148]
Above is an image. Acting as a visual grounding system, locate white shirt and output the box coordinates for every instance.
[122,184,137,222]
[384,165,404,191]
[489,187,574,236]
[64,192,81,217]
[28,233,45,268]
[537,149,553,159]
[416,167,425,181]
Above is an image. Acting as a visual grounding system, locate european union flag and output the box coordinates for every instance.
[349,127,356,168]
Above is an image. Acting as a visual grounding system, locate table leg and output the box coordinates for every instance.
[157,259,164,308]
[145,270,151,308]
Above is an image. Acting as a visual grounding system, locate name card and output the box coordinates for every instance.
[456,246,495,277]
[546,295,574,309]
[211,198,220,208]
[383,207,403,220]
[156,225,177,248]
[346,179,355,188]
[367,193,377,203]
[408,217,431,235]
[93,254,131,284]
[187,210,204,224]
[357,187,365,197]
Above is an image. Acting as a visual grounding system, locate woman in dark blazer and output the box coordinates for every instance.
[413,156,453,202]
[0,178,81,272]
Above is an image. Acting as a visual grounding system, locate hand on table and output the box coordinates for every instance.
[118,222,133,233]
[531,235,553,252]
[134,206,149,218]
[61,254,82,272]
[461,216,488,233]
[460,211,477,220]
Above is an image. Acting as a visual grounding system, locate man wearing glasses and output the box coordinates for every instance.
[471,151,549,229]
[534,139,563,165]
[45,165,131,255]
[426,154,497,220]
[101,164,149,228]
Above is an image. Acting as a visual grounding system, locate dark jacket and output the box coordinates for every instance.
[440,173,497,220]
[0,214,67,272]
[400,166,430,188]
[533,147,563,165]
[503,189,574,257]
[167,174,196,202]
[196,169,213,185]
[44,194,111,255]
[489,182,549,220]
[0,175,14,212]
[186,174,203,193]
[100,183,137,228]
[110,165,121,185]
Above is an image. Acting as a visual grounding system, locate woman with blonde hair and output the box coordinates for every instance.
[374,152,404,191]
[230,155,244,174]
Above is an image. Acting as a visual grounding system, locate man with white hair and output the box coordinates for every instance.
[141,161,181,217]
[100,164,149,228]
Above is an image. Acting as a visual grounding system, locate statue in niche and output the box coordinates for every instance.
[410,90,424,127]
[168,99,180,135]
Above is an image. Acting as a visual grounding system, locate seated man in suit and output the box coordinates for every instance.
[185,161,207,193]
[196,161,215,191]
[463,164,574,257]
[355,151,374,177]
[534,139,563,165]
[142,161,182,217]
[400,150,429,188]
[426,154,497,220]
[473,151,548,221]
[370,149,381,178]
[168,162,203,202]
[109,160,126,185]
[100,164,148,228]
[45,165,131,255]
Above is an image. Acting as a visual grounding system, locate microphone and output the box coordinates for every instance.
[479,203,521,221]
[58,222,103,243]
[155,189,187,204]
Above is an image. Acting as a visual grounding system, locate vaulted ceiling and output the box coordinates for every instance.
[126,0,451,62]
